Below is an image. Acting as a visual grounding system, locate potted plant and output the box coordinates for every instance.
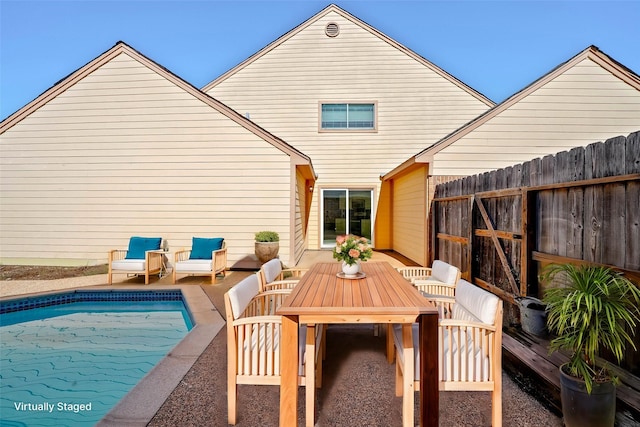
[254,231,280,264]
[332,234,373,276]
[540,263,640,427]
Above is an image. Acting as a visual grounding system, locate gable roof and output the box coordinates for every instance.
[0,41,316,176]
[382,45,640,181]
[202,3,494,107]
[414,45,640,162]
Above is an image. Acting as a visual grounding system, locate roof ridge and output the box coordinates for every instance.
[0,41,315,169]
[412,44,640,161]
[201,3,494,106]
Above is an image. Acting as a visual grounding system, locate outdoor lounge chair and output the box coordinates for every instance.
[108,236,164,285]
[258,258,308,292]
[224,273,323,426]
[172,237,227,284]
[393,279,503,426]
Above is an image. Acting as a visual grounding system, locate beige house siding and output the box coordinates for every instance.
[206,7,492,249]
[391,167,428,266]
[0,50,303,267]
[293,169,308,265]
[427,58,640,176]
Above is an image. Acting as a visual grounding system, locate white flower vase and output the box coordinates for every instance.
[341,261,360,276]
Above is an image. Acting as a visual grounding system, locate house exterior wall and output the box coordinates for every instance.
[391,166,428,266]
[205,9,491,250]
[293,169,308,264]
[0,52,296,267]
[430,59,640,176]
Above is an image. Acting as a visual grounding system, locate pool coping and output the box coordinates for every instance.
[1,284,225,427]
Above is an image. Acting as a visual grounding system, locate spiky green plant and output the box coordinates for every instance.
[540,264,640,393]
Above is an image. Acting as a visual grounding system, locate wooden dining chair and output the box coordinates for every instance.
[224,272,323,426]
[258,258,308,292]
[388,260,461,357]
[393,279,504,426]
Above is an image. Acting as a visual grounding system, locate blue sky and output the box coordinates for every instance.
[1,0,639,120]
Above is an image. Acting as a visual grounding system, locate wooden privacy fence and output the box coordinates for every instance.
[432,131,639,373]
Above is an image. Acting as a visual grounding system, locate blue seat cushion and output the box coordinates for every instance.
[125,237,162,260]
[189,237,224,260]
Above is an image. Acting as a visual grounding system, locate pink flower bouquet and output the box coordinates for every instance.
[332,234,373,266]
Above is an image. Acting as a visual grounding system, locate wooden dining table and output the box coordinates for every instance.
[276,261,439,427]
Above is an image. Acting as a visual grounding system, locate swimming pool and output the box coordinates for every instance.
[0,290,193,427]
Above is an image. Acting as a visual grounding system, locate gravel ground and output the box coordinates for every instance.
[0,264,107,281]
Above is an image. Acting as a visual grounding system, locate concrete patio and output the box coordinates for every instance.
[1,250,563,426]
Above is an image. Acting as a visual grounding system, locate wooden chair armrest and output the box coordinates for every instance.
[232,315,282,327]
[213,247,227,270]
[146,250,164,271]
[424,296,455,319]
[277,267,308,280]
[397,267,433,281]
[244,290,292,316]
[262,279,300,292]
[109,249,127,262]
[409,276,434,283]
[415,281,456,298]
[427,295,455,304]
[211,248,227,263]
[213,246,227,256]
[413,279,454,286]
[174,249,191,263]
[439,319,497,333]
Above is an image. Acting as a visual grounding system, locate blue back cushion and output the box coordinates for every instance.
[125,237,162,259]
[189,237,224,260]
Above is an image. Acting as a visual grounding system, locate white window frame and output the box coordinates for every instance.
[320,187,374,248]
[318,102,377,132]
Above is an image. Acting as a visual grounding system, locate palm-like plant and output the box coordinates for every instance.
[541,264,640,393]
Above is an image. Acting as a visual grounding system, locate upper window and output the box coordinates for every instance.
[320,103,375,131]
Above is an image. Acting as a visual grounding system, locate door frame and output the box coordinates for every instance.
[320,187,374,248]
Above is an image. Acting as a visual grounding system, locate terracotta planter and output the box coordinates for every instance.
[255,242,279,264]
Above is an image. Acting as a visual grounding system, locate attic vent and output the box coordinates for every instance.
[325,22,340,37]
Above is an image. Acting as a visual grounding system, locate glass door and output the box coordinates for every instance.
[321,188,373,247]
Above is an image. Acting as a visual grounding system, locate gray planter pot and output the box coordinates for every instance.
[517,296,547,337]
[559,364,616,427]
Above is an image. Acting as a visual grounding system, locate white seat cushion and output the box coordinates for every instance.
[454,279,499,324]
[175,259,212,273]
[430,260,459,284]
[111,259,146,271]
